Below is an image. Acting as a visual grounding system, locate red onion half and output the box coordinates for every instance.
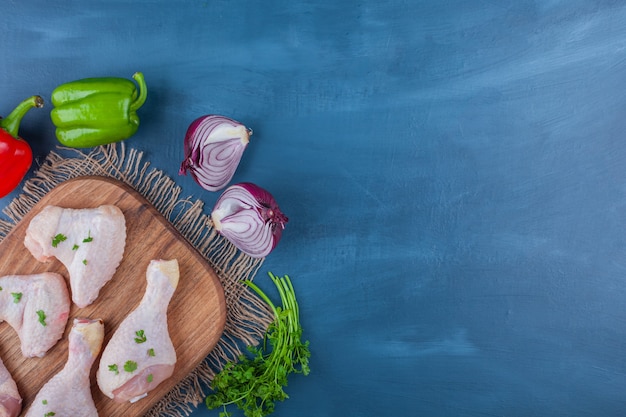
[179,115,251,191]
[211,183,288,258]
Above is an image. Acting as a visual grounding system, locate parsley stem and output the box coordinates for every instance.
[243,279,278,317]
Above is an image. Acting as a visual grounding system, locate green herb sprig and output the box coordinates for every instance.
[51,233,67,247]
[205,272,310,417]
[83,231,93,243]
[124,360,138,373]
[134,330,147,344]
[37,310,47,326]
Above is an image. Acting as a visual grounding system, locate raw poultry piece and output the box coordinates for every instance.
[97,259,179,403]
[24,318,104,417]
[0,273,70,357]
[0,356,21,417]
[24,204,126,308]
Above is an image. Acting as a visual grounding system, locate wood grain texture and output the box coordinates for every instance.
[0,176,226,416]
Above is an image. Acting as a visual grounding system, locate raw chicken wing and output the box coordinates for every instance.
[97,259,179,403]
[24,318,104,417]
[24,204,126,307]
[0,273,70,357]
[0,356,21,417]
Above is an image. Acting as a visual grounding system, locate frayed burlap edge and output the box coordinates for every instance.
[0,143,273,417]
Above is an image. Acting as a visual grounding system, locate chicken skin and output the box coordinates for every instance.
[24,318,104,417]
[0,356,21,417]
[0,273,70,357]
[97,259,179,403]
[24,204,126,308]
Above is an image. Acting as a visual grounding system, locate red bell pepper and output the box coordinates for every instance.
[0,96,44,198]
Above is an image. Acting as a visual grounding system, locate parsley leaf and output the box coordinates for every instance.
[124,360,138,373]
[83,231,93,243]
[11,292,22,303]
[37,310,47,326]
[108,364,119,375]
[51,233,67,247]
[42,399,48,405]
[134,330,147,344]
[147,373,154,383]
[44,412,55,417]
[148,348,155,357]
[205,272,310,417]
[72,244,79,251]
[82,259,88,265]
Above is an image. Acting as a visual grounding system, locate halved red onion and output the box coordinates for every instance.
[211,183,288,258]
[179,115,252,191]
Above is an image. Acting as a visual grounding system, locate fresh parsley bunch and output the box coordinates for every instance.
[206,272,310,417]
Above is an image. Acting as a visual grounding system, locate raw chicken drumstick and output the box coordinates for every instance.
[97,259,179,403]
[24,204,126,308]
[0,273,70,357]
[24,318,104,417]
[0,356,21,417]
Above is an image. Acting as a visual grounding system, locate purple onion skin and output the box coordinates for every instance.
[179,115,251,192]
[211,182,288,258]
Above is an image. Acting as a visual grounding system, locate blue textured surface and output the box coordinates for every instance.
[3,1,626,416]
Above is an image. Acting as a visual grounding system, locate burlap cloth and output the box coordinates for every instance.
[0,143,273,416]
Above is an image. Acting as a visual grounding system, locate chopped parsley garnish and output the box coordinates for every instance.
[83,231,93,243]
[134,330,147,344]
[42,399,48,405]
[44,412,56,417]
[11,292,22,303]
[0,286,3,291]
[148,348,155,357]
[124,360,138,373]
[82,259,88,265]
[147,373,154,383]
[108,364,119,375]
[37,310,47,326]
[72,244,79,251]
[51,233,67,247]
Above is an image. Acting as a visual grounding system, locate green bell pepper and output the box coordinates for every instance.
[50,72,147,148]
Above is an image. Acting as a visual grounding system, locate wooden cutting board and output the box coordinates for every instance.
[0,176,226,416]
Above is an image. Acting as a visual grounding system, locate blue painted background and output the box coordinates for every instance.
[3,1,626,416]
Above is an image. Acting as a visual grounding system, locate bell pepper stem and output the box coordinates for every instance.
[0,95,44,138]
[130,72,147,112]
